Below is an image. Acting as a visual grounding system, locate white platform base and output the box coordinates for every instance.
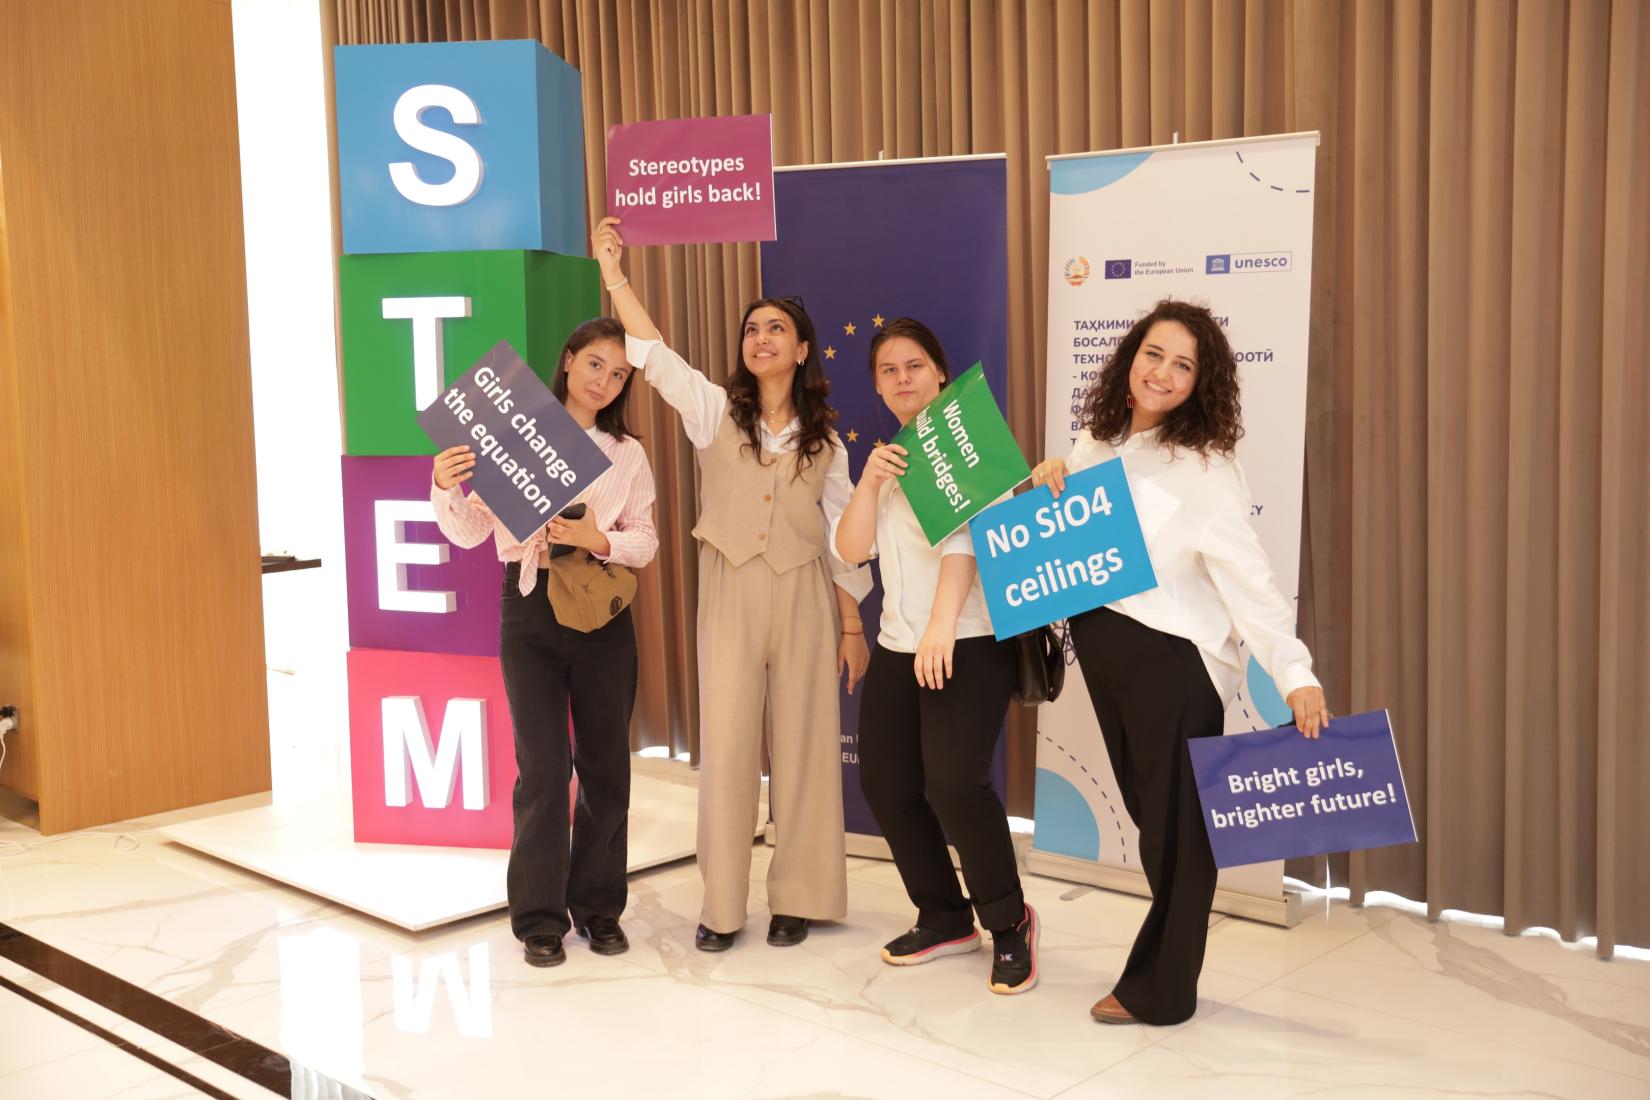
[1024,847,1302,927]
[159,756,756,932]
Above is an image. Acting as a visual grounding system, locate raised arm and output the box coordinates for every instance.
[592,216,725,449]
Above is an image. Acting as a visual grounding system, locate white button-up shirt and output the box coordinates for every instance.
[1067,428,1320,705]
[832,479,996,653]
[625,335,871,601]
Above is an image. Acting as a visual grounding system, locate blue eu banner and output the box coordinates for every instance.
[762,158,1010,838]
[334,41,585,256]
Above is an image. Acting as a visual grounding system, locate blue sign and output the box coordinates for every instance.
[969,459,1158,639]
[335,41,586,256]
[1187,710,1417,868]
[416,341,611,543]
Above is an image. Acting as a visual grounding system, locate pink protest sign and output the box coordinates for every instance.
[606,114,776,245]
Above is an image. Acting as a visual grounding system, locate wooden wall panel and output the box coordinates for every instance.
[0,145,41,801]
[0,0,270,833]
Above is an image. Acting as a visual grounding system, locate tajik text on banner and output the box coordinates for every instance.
[1031,133,1318,922]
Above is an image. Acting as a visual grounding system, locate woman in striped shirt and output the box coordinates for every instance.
[431,317,659,970]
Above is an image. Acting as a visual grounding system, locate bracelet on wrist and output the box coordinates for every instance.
[604,275,629,291]
[841,628,864,636]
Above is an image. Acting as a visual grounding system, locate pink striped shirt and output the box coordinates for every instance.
[431,427,659,595]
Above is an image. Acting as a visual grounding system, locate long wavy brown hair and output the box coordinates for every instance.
[1079,299,1244,456]
[726,297,837,474]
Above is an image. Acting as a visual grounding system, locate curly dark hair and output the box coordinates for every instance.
[866,317,952,386]
[551,317,639,441]
[726,297,836,474]
[1079,299,1244,456]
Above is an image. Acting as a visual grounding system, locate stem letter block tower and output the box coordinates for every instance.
[333,41,597,847]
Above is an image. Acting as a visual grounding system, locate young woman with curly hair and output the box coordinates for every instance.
[591,217,871,952]
[1031,299,1331,1026]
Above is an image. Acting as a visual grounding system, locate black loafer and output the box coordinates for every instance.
[576,916,629,956]
[522,933,565,967]
[695,924,738,952]
[767,914,810,946]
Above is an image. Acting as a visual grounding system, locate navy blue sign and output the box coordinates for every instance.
[970,458,1158,639]
[1187,710,1416,868]
[417,340,611,542]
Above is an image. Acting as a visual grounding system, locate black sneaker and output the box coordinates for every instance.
[880,926,982,966]
[522,933,565,968]
[576,916,629,956]
[988,905,1039,994]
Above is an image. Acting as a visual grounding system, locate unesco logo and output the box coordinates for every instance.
[1103,259,1132,280]
[1207,251,1292,274]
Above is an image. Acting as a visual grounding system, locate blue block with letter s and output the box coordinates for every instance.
[335,41,586,256]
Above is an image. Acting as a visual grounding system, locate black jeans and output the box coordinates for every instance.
[498,563,637,940]
[1068,607,1226,1025]
[857,636,1024,934]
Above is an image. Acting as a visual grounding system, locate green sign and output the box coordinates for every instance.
[889,363,1031,544]
[339,249,598,456]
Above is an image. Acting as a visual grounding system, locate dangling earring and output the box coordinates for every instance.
[1126,394,1136,408]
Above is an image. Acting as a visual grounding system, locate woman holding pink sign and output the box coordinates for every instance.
[592,216,871,952]
[431,317,658,970]
[1031,299,1330,1026]
[833,318,1036,995]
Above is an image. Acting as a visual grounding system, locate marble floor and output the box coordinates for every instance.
[0,792,1646,1099]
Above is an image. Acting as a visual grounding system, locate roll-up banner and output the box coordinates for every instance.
[762,155,1011,854]
[1034,133,1319,926]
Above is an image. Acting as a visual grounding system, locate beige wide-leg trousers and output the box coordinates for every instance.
[695,546,848,933]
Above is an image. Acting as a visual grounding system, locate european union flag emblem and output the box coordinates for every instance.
[1104,258,1133,279]
[761,159,1011,837]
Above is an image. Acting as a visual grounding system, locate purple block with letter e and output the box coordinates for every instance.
[417,340,612,543]
[606,114,776,245]
[342,455,503,657]
[1187,709,1417,868]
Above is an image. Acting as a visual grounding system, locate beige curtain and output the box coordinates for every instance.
[329,0,1650,954]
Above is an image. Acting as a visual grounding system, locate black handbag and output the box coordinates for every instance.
[1010,623,1067,705]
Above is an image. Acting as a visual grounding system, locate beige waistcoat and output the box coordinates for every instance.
[693,413,829,573]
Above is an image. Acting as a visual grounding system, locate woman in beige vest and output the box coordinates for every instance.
[592,217,871,950]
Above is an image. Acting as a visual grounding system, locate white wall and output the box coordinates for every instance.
[232,0,351,806]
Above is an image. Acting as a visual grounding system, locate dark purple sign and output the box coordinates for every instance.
[416,340,611,543]
[341,455,503,657]
[606,114,776,245]
[1188,710,1417,868]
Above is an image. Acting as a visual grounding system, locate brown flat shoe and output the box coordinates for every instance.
[1089,992,1137,1024]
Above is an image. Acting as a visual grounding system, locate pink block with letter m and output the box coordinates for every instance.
[348,647,517,848]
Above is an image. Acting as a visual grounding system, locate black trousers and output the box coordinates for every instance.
[1069,607,1225,1025]
[498,564,637,940]
[857,636,1024,934]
